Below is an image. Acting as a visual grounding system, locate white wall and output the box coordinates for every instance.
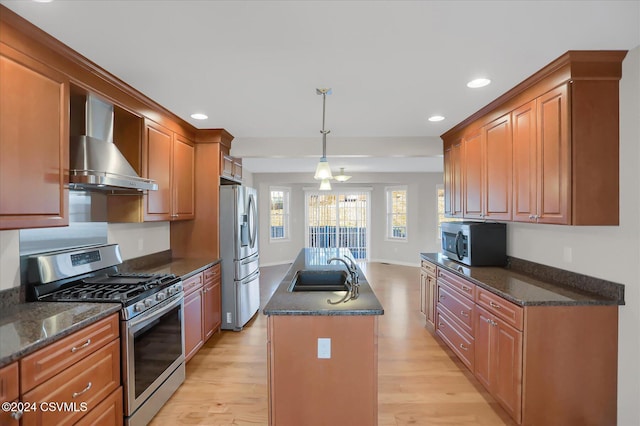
[0,230,20,290]
[253,172,442,266]
[507,46,640,425]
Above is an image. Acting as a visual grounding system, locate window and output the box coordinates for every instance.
[269,187,290,241]
[437,185,459,239]
[386,186,407,240]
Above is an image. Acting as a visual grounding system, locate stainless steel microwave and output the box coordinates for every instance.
[441,221,507,266]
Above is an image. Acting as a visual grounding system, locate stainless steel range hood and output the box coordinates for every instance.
[69,94,157,192]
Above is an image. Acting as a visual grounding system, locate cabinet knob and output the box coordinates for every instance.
[460,310,469,318]
[459,343,469,351]
[11,410,23,420]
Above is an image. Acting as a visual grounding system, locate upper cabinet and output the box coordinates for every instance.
[144,120,194,221]
[0,43,69,230]
[443,138,463,218]
[442,50,626,226]
[220,151,242,183]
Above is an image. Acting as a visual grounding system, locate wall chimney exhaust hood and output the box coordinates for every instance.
[69,94,157,192]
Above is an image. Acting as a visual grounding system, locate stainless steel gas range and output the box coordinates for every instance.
[27,244,185,426]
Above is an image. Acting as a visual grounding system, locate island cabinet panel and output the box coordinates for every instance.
[0,43,69,230]
[267,315,378,426]
[512,100,538,222]
[420,259,437,331]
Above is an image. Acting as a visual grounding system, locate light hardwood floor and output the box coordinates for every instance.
[150,262,516,425]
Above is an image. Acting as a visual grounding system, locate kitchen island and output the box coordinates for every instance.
[263,248,383,426]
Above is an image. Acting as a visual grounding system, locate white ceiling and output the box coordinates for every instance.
[3,1,639,174]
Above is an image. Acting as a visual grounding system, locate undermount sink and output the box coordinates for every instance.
[288,270,350,292]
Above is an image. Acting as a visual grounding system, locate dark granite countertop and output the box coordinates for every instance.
[0,302,121,368]
[263,248,384,316]
[123,257,220,280]
[421,252,623,307]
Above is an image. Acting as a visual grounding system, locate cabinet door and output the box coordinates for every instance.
[233,158,243,181]
[463,129,484,219]
[184,288,204,362]
[220,152,234,178]
[144,120,172,221]
[493,317,523,423]
[484,114,512,220]
[512,100,538,222]
[443,139,463,217]
[474,305,493,390]
[537,84,570,224]
[0,44,69,230]
[204,280,221,340]
[419,270,428,317]
[426,274,437,330]
[172,134,195,220]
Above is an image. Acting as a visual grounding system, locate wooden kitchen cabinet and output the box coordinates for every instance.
[442,50,625,225]
[183,272,205,362]
[19,313,122,426]
[220,151,243,183]
[203,264,222,340]
[267,315,378,425]
[0,362,19,425]
[0,43,69,230]
[443,138,463,217]
[429,259,617,425]
[420,259,437,332]
[474,305,523,423]
[144,120,195,222]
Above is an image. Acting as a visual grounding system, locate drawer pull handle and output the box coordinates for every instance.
[460,311,469,318]
[489,301,501,309]
[70,339,91,353]
[459,343,468,351]
[439,295,446,300]
[461,285,471,292]
[72,382,92,398]
[484,317,497,326]
[438,322,445,328]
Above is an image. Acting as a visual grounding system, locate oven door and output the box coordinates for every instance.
[122,294,185,417]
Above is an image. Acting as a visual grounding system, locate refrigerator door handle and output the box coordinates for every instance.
[239,269,260,285]
[241,253,260,265]
[248,193,258,249]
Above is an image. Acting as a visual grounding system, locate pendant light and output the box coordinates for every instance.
[334,167,352,182]
[319,178,332,191]
[314,88,333,181]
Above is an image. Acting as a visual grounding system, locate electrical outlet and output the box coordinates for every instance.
[137,238,143,251]
[226,312,232,323]
[317,338,331,359]
[563,246,573,263]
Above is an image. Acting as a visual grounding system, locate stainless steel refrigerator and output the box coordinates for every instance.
[220,185,260,330]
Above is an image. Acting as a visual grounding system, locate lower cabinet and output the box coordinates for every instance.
[420,260,437,331]
[18,313,122,426]
[429,263,618,426]
[0,362,19,425]
[184,264,222,362]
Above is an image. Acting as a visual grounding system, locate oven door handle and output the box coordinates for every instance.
[128,295,183,330]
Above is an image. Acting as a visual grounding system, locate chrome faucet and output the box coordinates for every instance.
[327,257,358,285]
[327,257,360,304]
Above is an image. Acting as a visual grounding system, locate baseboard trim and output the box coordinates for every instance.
[368,258,420,267]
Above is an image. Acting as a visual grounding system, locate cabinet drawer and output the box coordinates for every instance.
[74,386,123,426]
[475,287,523,331]
[183,272,204,296]
[204,264,221,282]
[437,268,475,300]
[436,308,474,372]
[0,362,18,403]
[438,283,474,334]
[20,314,119,393]
[22,339,120,426]
[420,260,437,276]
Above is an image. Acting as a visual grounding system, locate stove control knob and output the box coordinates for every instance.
[134,302,145,312]
[167,287,175,296]
[144,298,152,308]
[156,292,166,302]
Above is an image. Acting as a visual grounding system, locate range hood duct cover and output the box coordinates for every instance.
[69,95,157,192]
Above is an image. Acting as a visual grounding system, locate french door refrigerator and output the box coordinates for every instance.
[220,185,260,330]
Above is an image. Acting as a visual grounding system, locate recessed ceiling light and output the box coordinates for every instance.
[467,78,491,88]
[33,0,54,3]
[190,113,208,120]
[428,115,445,122]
